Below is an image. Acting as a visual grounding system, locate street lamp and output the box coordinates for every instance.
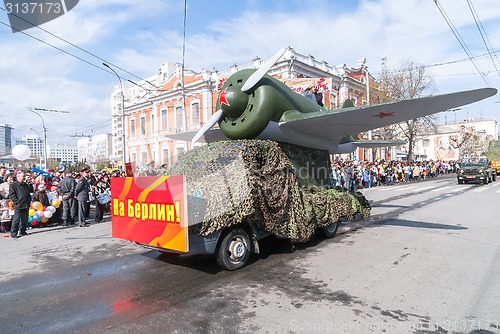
[29,127,43,168]
[30,109,47,169]
[103,62,126,170]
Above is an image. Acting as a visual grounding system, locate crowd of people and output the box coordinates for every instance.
[0,158,459,238]
[330,159,459,192]
[0,166,112,238]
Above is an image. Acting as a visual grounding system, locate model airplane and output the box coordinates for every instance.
[168,48,497,153]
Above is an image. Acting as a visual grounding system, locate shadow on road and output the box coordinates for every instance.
[374,218,468,230]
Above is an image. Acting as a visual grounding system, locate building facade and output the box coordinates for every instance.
[109,47,377,167]
[48,144,78,164]
[77,133,113,166]
[0,124,13,157]
[413,119,498,161]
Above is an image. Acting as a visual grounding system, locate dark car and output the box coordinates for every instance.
[457,158,496,184]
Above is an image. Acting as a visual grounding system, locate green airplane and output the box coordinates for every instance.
[169,48,497,153]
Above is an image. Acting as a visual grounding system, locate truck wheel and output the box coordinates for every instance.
[216,228,251,271]
[458,179,463,184]
[320,222,339,238]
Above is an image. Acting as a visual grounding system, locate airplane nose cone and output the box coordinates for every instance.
[219,86,248,119]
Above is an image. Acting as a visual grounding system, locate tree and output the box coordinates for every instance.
[374,60,435,161]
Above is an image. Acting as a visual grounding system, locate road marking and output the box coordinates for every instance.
[417,186,435,192]
[396,185,418,192]
[431,185,454,192]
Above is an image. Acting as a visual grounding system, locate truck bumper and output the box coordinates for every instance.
[457,175,486,183]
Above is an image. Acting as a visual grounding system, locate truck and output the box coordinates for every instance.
[456,157,496,184]
[111,140,371,270]
[487,140,500,175]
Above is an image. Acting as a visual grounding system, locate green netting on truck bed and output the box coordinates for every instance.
[167,140,370,243]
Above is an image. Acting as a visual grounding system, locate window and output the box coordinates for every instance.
[162,149,169,165]
[151,114,155,133]
[423,139,430,147]
[161,109,168,130]
[141,152,148,164]
[191,102,200,126]
[176,107,183,129]
[140,116,146,135]
[130,119,135,137]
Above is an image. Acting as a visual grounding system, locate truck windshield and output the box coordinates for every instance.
[461,158,488,167]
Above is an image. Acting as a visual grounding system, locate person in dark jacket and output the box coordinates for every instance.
[9,171,33,238]
[58,170,76,226]
[75,167,91,227]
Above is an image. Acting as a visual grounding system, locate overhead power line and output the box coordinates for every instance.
[465,0,500,77]
[0,5,158,87]
[432,0,493,88]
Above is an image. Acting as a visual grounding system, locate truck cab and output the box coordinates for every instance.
[457,157,496,184]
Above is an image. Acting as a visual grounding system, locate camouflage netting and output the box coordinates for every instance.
[167,140,370,243]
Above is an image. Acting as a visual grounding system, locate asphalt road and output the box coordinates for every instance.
[1,175,499,334]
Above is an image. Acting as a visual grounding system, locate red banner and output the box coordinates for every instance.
[111,176,188,252]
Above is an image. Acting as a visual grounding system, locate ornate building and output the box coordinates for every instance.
[108,47,377,167]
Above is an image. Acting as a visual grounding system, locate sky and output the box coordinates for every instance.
[1,0,500,146]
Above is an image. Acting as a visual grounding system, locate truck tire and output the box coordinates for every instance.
[320,222,339,238]
[216,228,251,271]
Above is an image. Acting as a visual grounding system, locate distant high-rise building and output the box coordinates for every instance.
[0,124,13,156]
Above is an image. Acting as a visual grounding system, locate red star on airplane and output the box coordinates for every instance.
[373,112,395,119]
[219,88,232,106]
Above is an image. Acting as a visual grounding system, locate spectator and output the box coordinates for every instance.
[58,170,76,226]
[0,166,6,184]
[9,171,33,238]
[0,173,14,198]
[75,167,91,227]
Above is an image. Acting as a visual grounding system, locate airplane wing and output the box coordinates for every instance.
[165,87,496,153]
[164,128,228,143]
[279,88,497,144]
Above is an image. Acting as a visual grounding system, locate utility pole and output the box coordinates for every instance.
[103,63,127,170]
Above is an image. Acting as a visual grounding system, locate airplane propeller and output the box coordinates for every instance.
[192,109,223,143]
[192,47,287,143]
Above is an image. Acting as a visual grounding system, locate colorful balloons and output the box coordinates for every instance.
[29,208,36,216]
[32,201,43,211]
[12,144,31,161]
[45,206,56,213]
[52,198,61,208]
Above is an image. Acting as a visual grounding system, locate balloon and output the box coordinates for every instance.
[12,144,31,161]
[46,206,56,213]
[31,220,39,226]
[56,167,60,170]
[32,214,40,221]
[40,216,49,223]
[29,209,36,216]
[52,199,61,208]
[43,211,53,218]
[32,201,43,211]
[36,210,44,217]
[28,216,33,222]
